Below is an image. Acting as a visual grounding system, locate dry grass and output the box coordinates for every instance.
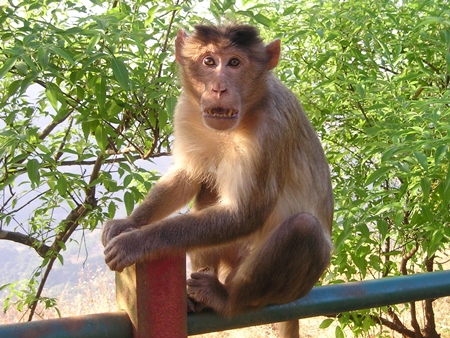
[190,318,344,338]
[1,265,449,337]
[0,265,116,323]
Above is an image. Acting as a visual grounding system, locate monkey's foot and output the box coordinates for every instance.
[187,296,207,313]
[187,267,228,314]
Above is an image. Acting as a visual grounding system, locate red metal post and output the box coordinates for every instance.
[116,254,187,338]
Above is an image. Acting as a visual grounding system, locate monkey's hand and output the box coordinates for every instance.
[104,230,144,272]
[101,218,138,247]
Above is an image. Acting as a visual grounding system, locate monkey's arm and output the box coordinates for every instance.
[101,169,200,246]
[104,196,273,272]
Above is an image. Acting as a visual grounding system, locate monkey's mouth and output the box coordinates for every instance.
[202,107,239,131]
[204,107,238,119]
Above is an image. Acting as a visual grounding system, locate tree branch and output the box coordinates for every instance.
[3,190,49,217]
[327,311,415,337]
[387,306,414,337]
[58,151,171,166]
[423,255,438,337]
[54,115,74,162]
[401,242,419,275]
[27,154,103,321]
[376,313,415,337]
[400,242,421,336]
[39,110,73,140]
[0,230,50,258]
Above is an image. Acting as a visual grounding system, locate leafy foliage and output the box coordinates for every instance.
[0,0,202,320]
[259,0,450,336]
[1,0,449,336]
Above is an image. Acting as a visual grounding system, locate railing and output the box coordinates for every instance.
[2,254,450,338]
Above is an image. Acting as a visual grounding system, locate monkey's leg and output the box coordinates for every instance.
[226,213,331,338]
[187,249,221,313]
[187,266,229,313]
[187,213,331,335]
[187,244,243,313]
[189,249,221,273]
[227,213,331,311]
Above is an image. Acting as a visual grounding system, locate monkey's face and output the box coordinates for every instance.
[175,26,280,132]
[194,49,250,131]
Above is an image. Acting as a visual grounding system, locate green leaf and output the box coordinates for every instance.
[45,85,60,111]
[0,173,17,190]
[124,191,134,216]
[377,220,388,240]
[335,325,345,338]
[111,58,129,90]
[414,16,442,30]
[123,174,133,188]
[446,52,450,72]
[95,124,108,152]
[362,314,373,331]
[421,205,433,223]
[95,76,107,114]
[434,144,448,166]
[445,166,450,194]
[26,159,40,185]
[145,5,158,25]
[86,35,101,54]
[81,121,91,141]
[319,318,334,329]
[7,79,21,97]
[420,177,431,200]
[57,253,64,265]
[50,46,75,65]
[0,56,18,79]
[355,84,365,98]
[15,61,28,75]
[57,241,66,251]
[108,201,117,218]
[253,13,272,27]
[414,151,428,171]
[365,167,390,186]
[315,54,332,68]
[325,32,339,42]
[57,176,68,196]
[20,54,38,72]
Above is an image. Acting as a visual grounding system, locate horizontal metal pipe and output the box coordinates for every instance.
[1,311,132,338]
[1,271,449,337]
[187,270,450,335]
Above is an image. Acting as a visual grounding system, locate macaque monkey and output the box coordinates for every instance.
[102,24,333,338]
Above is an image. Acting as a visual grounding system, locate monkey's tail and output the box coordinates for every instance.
[278,319,299,338]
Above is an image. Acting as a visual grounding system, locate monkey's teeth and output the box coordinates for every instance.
[205,108,237,118]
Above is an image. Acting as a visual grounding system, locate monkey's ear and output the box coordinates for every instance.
[265,39,281,70]
[175,29,188,64]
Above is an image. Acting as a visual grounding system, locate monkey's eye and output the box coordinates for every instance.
[228,58,240,67]
[203,57,215,66]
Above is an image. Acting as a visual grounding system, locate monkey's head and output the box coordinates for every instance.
[175,24,280,131]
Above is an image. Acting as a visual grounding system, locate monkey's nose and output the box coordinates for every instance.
[212,87,227,98]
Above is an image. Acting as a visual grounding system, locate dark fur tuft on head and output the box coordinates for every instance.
[193,24,264,49]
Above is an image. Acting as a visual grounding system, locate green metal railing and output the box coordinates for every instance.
[1,257,450,338]
[188,269,450,335]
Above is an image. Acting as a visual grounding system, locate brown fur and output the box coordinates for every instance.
[102,24,333,338]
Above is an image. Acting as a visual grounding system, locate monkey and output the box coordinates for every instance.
[102,24,333,338]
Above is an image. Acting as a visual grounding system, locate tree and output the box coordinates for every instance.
[0,0,202,320]
[264,0,450,336]
[1,0,449,336]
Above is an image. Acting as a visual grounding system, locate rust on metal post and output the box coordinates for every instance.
[116,254,187,338]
